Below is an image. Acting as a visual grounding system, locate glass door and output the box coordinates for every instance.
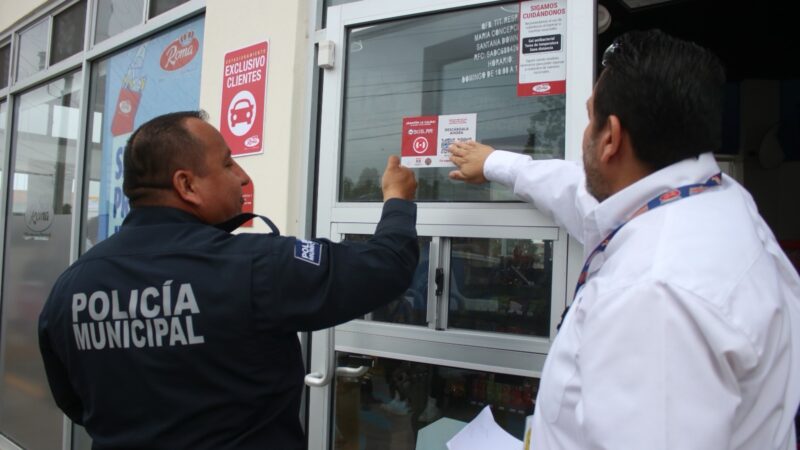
[0,72,82,450]
[308,1,595,448]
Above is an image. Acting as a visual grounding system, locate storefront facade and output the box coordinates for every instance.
[0,1,797,449]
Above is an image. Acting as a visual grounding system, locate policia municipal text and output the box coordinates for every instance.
[38,111,419,449]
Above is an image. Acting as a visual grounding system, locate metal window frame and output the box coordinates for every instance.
[89,0,147,45]
[0,40,11,93]
[1,0,205,94]
[335,329,548,378]
[0,66,84,450]
[308,1,595,448]
[331,221,565,350]
[14,17,52,82]
[315,0,593,237]
[12,1,88,83]
[49,0,90,67]
[0,433,23,450]
[0,91,16,450]
[0,2,207,449]
[0,0,205,271]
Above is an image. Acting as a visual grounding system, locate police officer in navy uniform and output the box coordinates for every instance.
[38,110,419,449]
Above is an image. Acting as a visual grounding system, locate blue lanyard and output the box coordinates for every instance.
[573,173,722,296]
[557,173,722,330]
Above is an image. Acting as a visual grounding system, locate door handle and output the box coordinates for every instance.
[303,370,331,387]
[304,328,335,387]
[426,238,441,327]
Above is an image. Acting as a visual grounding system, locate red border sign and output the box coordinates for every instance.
[402,116,439,162]
[221,42,268,156]
[517,0,567,97]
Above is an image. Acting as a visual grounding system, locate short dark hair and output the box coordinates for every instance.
[594,29,725,171]
[123,110,209,205]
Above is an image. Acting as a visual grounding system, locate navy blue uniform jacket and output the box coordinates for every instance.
[38,199,418,449]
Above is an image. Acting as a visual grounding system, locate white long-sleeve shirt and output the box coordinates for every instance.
[485,151,800,449]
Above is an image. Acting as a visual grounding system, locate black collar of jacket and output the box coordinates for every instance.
[122,207,280,235]
[214,213,280,235]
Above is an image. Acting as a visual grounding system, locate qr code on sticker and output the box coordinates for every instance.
[440,138,456,153]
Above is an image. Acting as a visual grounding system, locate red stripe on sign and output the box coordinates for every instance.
[517,80,566,97]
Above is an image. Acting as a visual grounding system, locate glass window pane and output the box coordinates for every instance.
[94,0,145,43]
[0,101,6,183]
[51,0,87,65]
[16,20,49,80]
[83,16,204,250]
[325,0,360,6]
[346,235,431,326]
[449,237,552,337]
[0,71,82,450]
[333,353,538,449]
[1,44,10,89]
[148,0,190,18]
[339,3,565,202]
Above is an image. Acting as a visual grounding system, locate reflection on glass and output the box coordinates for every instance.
[83,57,108,251]
[95,0,145,43]
[0,71,82,450]
[82,17,204,251]
[449,237,552,336]
[51,0,87,65]
[1,44,10,89]
[333,353,538,449]
[339,3,565,202]
[345,235,431,326]
[16,20,48,79]
[149,0,190,18]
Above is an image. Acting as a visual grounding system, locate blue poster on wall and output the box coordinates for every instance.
[98,16,205,240]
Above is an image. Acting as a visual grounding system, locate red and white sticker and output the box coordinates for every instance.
[517,0,567,97]
[220,41,268,157]
[401,113,477,168]
[160,31,199,71]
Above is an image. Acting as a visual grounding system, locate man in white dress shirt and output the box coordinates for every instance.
[449,29,800,450]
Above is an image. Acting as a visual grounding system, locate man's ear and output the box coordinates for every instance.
[598,114,623,164]
[173,169,201,206]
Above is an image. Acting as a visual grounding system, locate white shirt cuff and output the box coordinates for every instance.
[484,150,531,186]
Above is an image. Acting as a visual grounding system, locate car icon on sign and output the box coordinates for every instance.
[230,99,254,126]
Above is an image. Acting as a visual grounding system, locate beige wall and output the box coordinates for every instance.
[199,0,310,236]
[0,0,50,34]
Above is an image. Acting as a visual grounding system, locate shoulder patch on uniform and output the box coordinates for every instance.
[294,239,322,266]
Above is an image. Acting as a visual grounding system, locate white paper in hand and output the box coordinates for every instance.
[446,405,523,450]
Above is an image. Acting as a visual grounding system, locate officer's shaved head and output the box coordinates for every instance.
[123,110,209,206]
